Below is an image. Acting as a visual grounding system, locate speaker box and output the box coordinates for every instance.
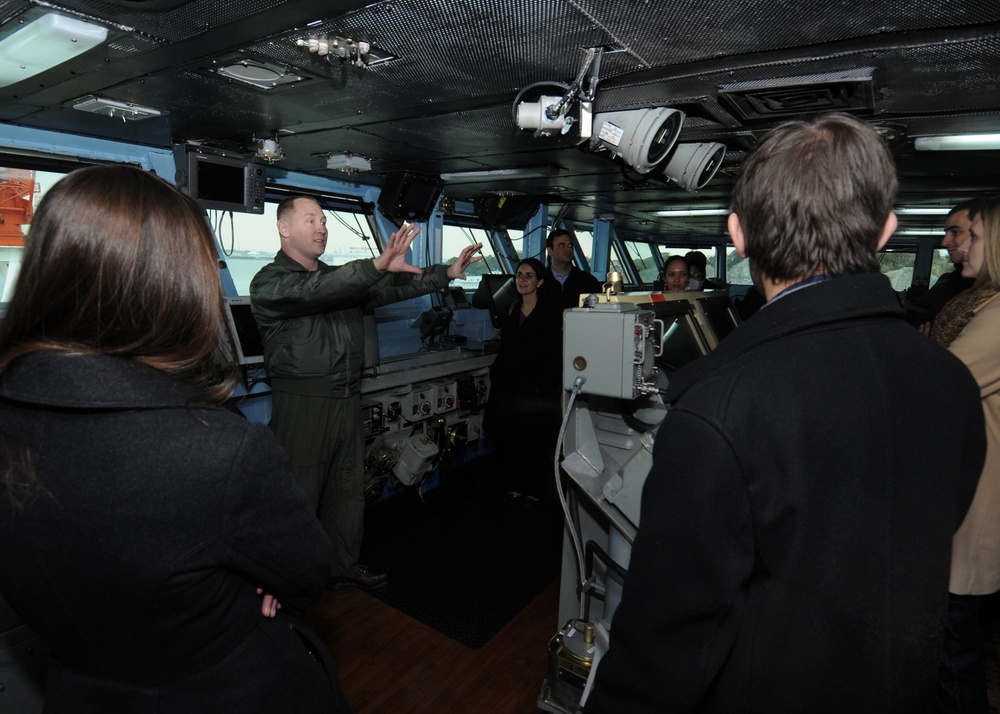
[475,194,540,230]
[377,172,444,223]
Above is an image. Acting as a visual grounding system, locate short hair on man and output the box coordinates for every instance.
[684,251,708,273]
[276,195,318,222]
[948,198,977,219]
[730,113,897,283]
[961,197,985,222]
[546,228,572,249]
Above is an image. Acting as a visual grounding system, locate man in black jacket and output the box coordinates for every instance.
[585,114,986,713]
[544,228,602,309]
[904,200,977,328]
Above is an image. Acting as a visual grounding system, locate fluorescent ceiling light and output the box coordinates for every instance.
[914,134,1000,151]
[71,96,164,121]
[440,167,556,182]
[894,207,951,215]
[0,13,108,88]
[895,229,944,236]
[654,208,729,217]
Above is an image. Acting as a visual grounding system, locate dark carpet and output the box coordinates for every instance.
[359,456,564,649]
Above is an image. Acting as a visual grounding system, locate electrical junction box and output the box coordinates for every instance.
[562,304,657,399]
[392,434,440,485]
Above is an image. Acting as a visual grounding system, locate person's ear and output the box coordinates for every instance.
[876,212,897,251]
[277,219,290,239]
[728,213,747,258]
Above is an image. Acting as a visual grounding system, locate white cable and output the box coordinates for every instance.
[554,376,589,619]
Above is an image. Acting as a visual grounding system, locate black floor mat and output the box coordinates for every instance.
[360,456,564,649]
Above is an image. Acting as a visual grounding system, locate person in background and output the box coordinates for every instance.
[483,257,563,502]
[931,195,1000,714]
[250,196,481,591]
[905,200,978,328]
[658,255,690,292]
[585,113,985,714]
[544,228,602,309]
[684,250,727,291]
[0,165,349,713]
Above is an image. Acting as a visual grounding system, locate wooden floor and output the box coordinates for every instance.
[308,578,561,714]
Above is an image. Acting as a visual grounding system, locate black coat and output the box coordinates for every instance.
[586,272,986,714]
[545,266,602,310]
[0,352,348,713]
[484,297,563,446]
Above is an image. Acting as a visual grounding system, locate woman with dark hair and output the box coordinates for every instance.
[0,165,350,713]
[659,255,690,292]
[484,256,563,501]
[932,195,1000,713]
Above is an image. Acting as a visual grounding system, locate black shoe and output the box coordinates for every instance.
[326,564,390,591]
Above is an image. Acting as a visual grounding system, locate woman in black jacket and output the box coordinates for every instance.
[483,257,563,502]
[0,165,350,713]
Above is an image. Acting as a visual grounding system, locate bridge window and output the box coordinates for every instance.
[441,224,501,292]
[220,198,375,296]
[877,248,917,292]
[1,168,65,303]
[623,240,658,284]
[929,248,956,288]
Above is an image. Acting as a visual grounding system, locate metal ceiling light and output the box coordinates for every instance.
[653,208,729,217]
[914,134,1000,151]
[589,108,685,173]
[71,96,164,121]
[214,61,303,89]
[439,167,558,182]
[0,13,107,87]
[326,153,371,173]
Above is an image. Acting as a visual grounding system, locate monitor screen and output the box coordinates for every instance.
[478,273,517,328]
[224,297,265,366]
[186,151,265,214]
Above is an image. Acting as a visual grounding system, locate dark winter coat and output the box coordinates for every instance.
[587,272,986,714]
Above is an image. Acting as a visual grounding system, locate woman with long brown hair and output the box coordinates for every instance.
[0,165,349,713]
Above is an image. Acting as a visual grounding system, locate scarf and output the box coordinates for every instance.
[930,284,999,347]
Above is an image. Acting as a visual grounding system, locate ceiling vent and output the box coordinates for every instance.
[719,71,875,122]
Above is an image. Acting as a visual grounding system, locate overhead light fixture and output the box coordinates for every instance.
[914,134,1000,151]
[439,167,557,182]
[0,13,107,87]
[895,229,944,236]
[71,96,164,122]
[662,142,726,191]
[214,60,303,89]
[327,153,371,173]
[255,136,284,163]
[588,108,685,173]
[894,207,952,215]
[653,208,729,217]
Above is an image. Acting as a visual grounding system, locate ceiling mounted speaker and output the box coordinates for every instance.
[591,108,685,173]
[662,142,726,191]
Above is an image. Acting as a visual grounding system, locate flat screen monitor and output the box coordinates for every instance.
[224,297,265,366]
[478,273,517,328]
[186,151,266,214]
